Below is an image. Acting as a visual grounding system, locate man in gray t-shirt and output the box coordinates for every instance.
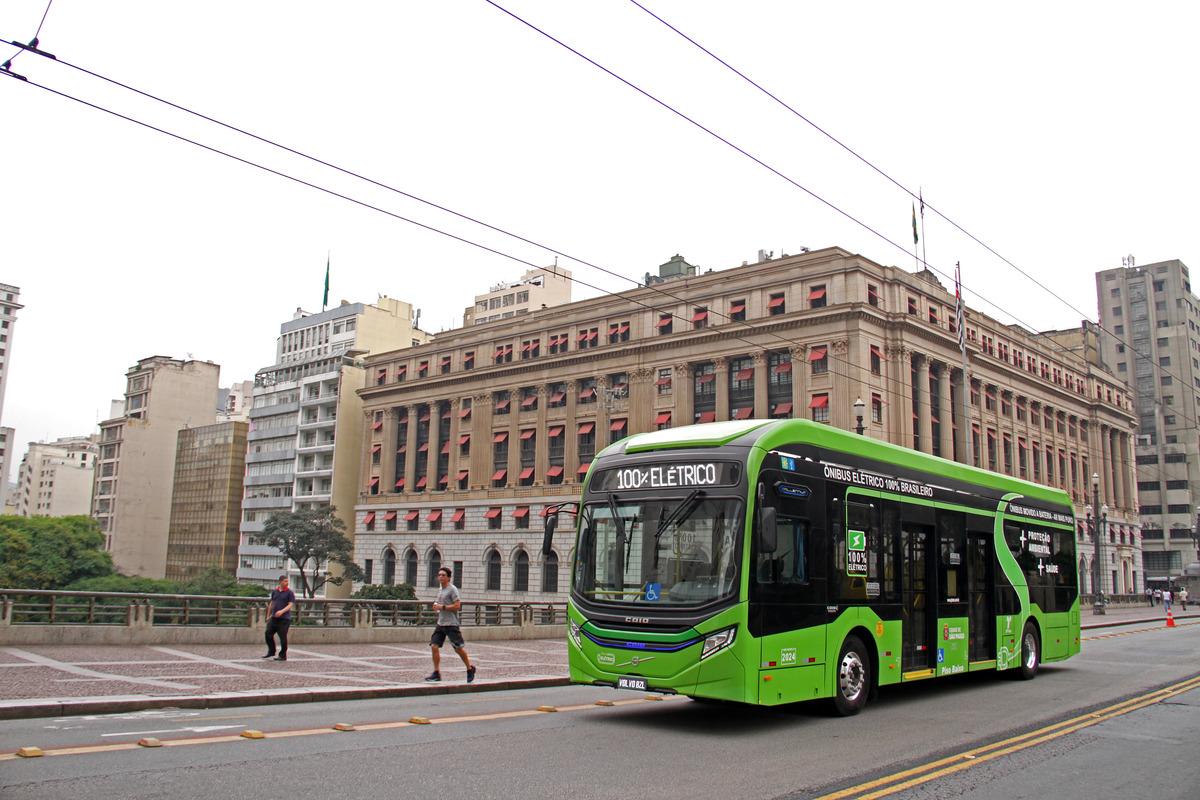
[427,567,476,683]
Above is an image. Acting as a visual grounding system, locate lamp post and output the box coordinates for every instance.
[854,397,865,436]
[1091,472,1105,615]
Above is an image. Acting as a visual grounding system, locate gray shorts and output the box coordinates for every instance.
[430,625,465,650]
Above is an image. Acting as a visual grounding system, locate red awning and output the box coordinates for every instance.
[404,511,419,521]
[654,376,672,386]
[696,373,715,383]
[521,395,537,407]
[550,392,566,403]
[492,346,506,359]
[618,324,629,334]
[608,325,619,337]
[870,345,886,360]
[458,407,472,418]
[397,444,407,454]
[491,469,507,482]
[394,477,404,488]
[362,512,376,525]
[484,507,502,519]
[579,387,596,399]
[809,395,829,409]
[577,462,592,475]
[578,422,594,434]
[427,510,442,522]
[519,467,535,480]
[457,434,470,445]
[773,361,792,373]
[441,442,450,454]
[371,444,381,453]
[520,429,536,439]
[417,442,429,452]
[371,421,383,431]
[384,511,398,521]
[415,476,427,488]
[808,288,826,300]
[396,365,407,375]
[733,407,754,419]
[656,317,673,328]
[369,477,379,487]
[767,296,786,308]
[450,509,465,523]
[654,412,672,425]
[513,506,530,518]
[734,368,754,381]
[494,398,510,411]
[493,432,508,443]
[610,419,626,431]
[418,411,431,422]
[692,310,708,322]
[808,347,827,361]
[548,426,564,437]
[439,357,451,368]
[463,352,474,363]
[697,411,716,424]
[547,466,564,477]
[773,402,793,416]
[730,302,745,314]
[456,470,468,481]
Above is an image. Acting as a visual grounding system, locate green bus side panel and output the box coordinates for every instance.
[755,624,828,705]
[936,617,969,676]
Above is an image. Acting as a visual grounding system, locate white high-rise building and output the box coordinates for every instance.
[0,283,22,508]
[14,436,98,517]
[237,297,430,597]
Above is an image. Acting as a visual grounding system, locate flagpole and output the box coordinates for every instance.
[912,203,920,272]
[919,188,927,272]
[956,261,973,468]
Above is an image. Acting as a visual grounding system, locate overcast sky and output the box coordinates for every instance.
[2,1,1196,452]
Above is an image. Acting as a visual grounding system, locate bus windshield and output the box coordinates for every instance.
[574,493,744,607]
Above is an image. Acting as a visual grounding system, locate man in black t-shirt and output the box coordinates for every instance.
[263,575,295,661]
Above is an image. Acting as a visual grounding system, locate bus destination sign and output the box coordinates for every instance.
[591,462,741,492]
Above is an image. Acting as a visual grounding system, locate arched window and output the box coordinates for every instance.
[427,549,442,588]
[542,552,559,593]
[383,548,396,585]
[405,548,418,586]
[513,549,529,592]
[486,549,502,591]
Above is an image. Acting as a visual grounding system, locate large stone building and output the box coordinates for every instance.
[165,421,249,581]
[353,247,1141,604]
[1096,259,1200,588]
[237,297,431,596]
[0,283,21,508]
[14,436,98,517]
[94,357,222,578]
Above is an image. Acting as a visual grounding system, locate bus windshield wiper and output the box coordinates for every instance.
[653,490,705,569]
[608,493,628,589]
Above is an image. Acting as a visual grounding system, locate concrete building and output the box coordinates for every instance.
[1096,259,1200,589]
[165,421,249,582]
[354,246,1141,606]
[0,283,22,508]
[94,357,222,578]
[218,380,255,422]
[14,436,98,517]
[237,297,431,596]
[464,266,572,327]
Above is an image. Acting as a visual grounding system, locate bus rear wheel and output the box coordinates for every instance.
[1015,622,1040,680]
[831,635,871,716]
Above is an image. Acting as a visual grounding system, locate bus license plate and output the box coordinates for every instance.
[617,677,648,691]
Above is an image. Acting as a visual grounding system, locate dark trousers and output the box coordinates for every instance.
[265,617,290,656]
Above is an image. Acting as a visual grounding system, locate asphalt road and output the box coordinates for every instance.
[3,619,1198,800]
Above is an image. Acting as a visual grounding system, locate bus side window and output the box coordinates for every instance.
[757,517,809,584]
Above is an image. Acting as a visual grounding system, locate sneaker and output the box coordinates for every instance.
[274,655,287,661]
[466,666,476,684]
[261,653,275,659]
[425,671,441,682]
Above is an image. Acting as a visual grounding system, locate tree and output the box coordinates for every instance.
[260,506,364,598]
[0,515,114,589]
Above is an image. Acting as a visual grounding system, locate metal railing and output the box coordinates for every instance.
[0,589,567,630]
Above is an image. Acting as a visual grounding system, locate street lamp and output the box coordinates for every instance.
[1091,472,1105,615]
[854,397,865,436]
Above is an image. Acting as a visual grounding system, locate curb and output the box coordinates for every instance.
[0,677,572,721]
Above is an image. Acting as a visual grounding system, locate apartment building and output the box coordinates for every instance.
[0,283,21,508]
[355,246,1141,605]
[1096,259,1200,587]
[237,297,431,596]
[14,436,98,517]
[464,266,572,327]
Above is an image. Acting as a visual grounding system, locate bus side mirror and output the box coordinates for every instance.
[542,512,558,556]
[758,506,778,553]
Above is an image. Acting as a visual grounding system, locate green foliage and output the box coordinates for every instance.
[350,583,417,601]
[261,506,365,598]
[66,575,178,594]
[179,566,268,597]
[0,515,114,589]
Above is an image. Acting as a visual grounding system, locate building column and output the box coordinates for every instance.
[890,345,913,450]
[564,379,580,481]
[753,352,769,419]
[937,363,954,459]
[914,353,932,454]
[832,339,851,430]
[790,347,808,420]
[506,386,521,487]
[952,369,969,465]
[447,398,462,489]
[470,393,491,490]
[630,368,653,432]
[381,408,399,492]
[674,364,693,426]
[534,386,549,485]
[714,357,730,422]
[360,409,376,495]
[1116,431,1130,512]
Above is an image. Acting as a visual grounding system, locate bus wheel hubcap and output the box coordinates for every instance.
[840,652,865,699]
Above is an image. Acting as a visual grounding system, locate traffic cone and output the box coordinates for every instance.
[1167,609,1176,628]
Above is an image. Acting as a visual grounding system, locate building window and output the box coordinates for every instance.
[810,394,829,423]
[542,552,559,593]
[809,345,828,375]
[809,285,826,309]
[767,293,786,316]
[513,550,529,592]
[608,321,630,344]
[870,345,883,375]
[383,549,396,585]
[514,506,530,530]
[692,307,708,329]
[486,506,502,530]
[908,297,918,315]
[486,550,502,591]
[657,315,673,335]
[655,368,672,395]
[867,284,880,307]
[730,300,746,322]
[427,550,442,588]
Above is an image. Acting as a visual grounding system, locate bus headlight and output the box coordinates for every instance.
[569,618,582,649]
[700,627,736,660]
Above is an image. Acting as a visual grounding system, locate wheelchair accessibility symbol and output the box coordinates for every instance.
[645,583,661,602]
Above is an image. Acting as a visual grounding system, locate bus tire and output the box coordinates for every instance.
[1016,622,1040,680]
[831,635,871,716]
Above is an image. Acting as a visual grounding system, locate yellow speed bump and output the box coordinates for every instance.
[643,695,662,701]
[333,723,356,732]
[240,730,265,739]
[409,717,431,725]
[537,706,558,712]
[595,700,614,706]
[138,738,163,748]
[16,747,43,758]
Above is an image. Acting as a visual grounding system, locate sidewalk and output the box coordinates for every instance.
[0,604,1189,721]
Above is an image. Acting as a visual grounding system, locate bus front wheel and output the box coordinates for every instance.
[831,635,871,716]
[1015,623,1040,680]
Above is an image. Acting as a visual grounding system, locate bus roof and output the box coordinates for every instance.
[617,418,1073,509]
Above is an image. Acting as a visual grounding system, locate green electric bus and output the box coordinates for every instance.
[545,418,1080,715]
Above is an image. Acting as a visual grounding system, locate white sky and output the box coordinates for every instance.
[2,1,1197,450]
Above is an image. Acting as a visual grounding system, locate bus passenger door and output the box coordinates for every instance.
[968,531,995,663]
[901,523,935,673]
